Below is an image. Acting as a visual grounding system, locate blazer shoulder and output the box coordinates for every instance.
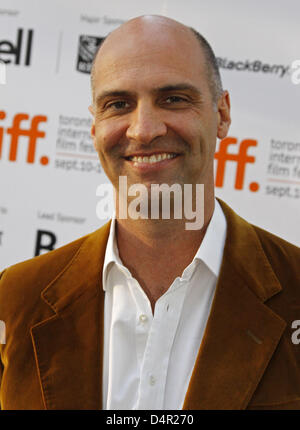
[253,224,300,267]
[218,197,299,280]
[252,224,300,298]
[0,229,97,315]
[219,198,299,303]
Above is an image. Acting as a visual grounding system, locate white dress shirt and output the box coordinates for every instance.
[102,199,227,410]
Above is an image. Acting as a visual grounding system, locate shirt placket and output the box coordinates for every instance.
[135,281,187,409]
[129,279,153,371]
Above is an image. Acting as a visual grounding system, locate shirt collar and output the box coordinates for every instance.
[102,199,227,290]
[190,198,227,277]
[102,210,122,291]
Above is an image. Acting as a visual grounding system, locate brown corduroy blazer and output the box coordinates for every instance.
[0,199,300,410]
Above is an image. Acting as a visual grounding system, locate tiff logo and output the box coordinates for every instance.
[0,59,6,84]
[0,320,5,344]
[0,111,48,165]
[214,137,259,192]
[0,28,33,66]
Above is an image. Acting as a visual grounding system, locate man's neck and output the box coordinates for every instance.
[115,196,215,313]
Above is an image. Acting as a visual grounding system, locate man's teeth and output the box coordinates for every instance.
[130,153,177,164]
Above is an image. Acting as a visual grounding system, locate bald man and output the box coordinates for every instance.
[0,16,299,410]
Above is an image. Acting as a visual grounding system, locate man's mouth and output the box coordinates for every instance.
[125,152,179,165]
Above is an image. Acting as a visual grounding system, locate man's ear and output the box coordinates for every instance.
[88,105,96,148]
[217,91,231,140]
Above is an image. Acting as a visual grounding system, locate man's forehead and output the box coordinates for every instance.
[92,15,206,92]
[94,15,202,69]
[101,15,193,49]
[93,53,207,104]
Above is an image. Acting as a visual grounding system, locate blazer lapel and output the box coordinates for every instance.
[30,222,111,410]
[182,200,286,410]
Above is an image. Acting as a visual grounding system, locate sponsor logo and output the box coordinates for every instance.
[34,230,57,256]
[0,111,48,164]
[0,28,33,66]
[76,35,104,74]
[214,137,259,192]
[217,57,289,78]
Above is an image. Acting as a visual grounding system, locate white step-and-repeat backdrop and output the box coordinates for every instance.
[0,0,299,270]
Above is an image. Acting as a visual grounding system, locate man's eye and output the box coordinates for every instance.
[164,96,187,104]
[106,101,130,110]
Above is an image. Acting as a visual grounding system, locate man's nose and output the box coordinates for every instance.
[126,102,167,144]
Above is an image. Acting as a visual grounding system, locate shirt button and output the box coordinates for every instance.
[139,314,148,323]
[149,375,156,386]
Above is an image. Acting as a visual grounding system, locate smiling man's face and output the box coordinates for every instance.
[90,16,230,198]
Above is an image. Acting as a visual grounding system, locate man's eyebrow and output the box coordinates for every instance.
[153,84,202,96]
[95,91,132,106]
